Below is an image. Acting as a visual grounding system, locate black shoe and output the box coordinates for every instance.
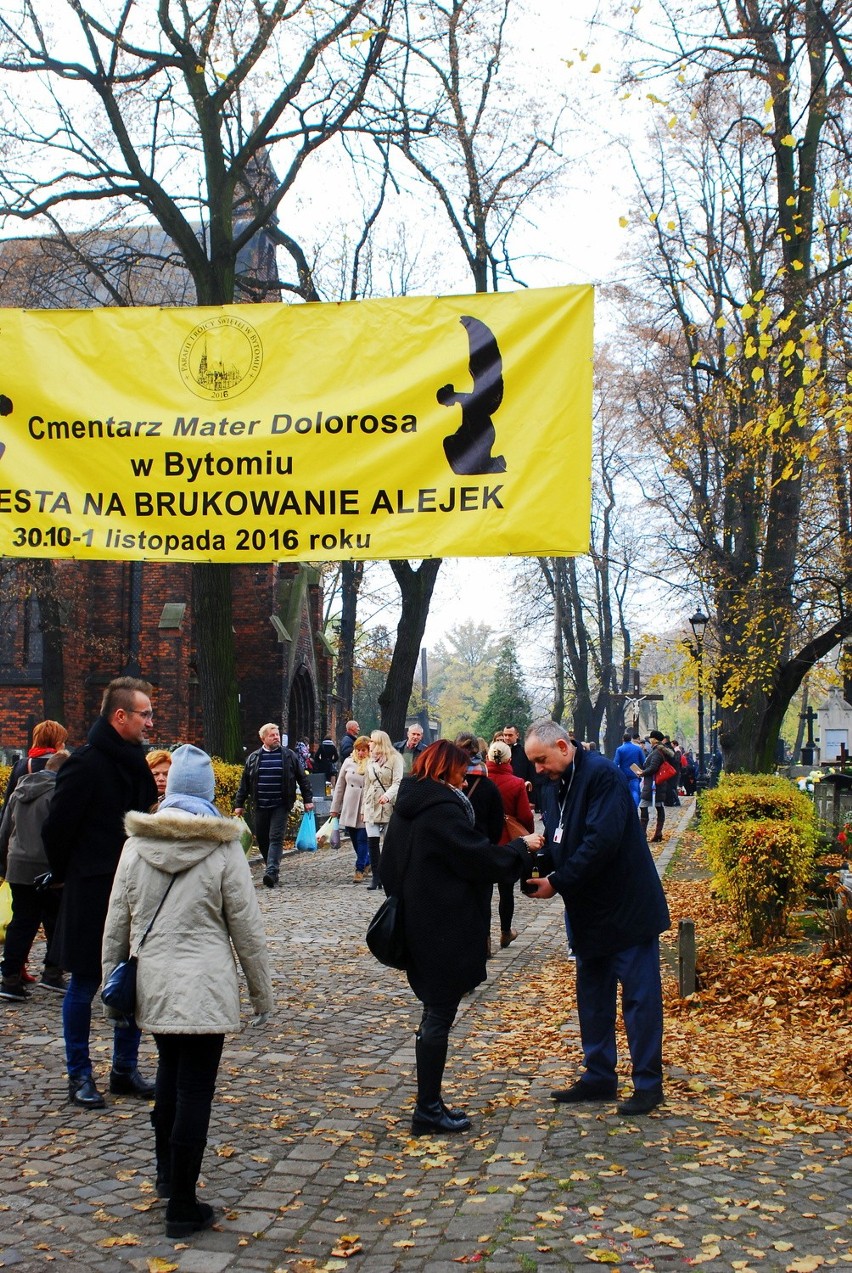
[110,1067,156,1098]
[411,1101,471,1135]
[0,979,30,1002]
[69,1076,106,1109]
[39,969,68,994]
[262,871,277,888]
[440,1099,469,1126]
[367,878,382,891]
[617,1088,663,1116]
[165,1200,214,1238]
[551,1080,617,1104]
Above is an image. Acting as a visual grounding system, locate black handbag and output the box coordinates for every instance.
[102,873,178,1021]
[366,894,408,969]
[101,956,137,1018]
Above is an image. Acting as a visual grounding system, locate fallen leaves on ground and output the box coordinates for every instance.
[470,828,852,1126]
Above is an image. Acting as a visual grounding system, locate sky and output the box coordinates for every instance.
[416,0,641,650]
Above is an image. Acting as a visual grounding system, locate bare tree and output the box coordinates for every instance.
[618,0,852,770]
[0,0,394,758]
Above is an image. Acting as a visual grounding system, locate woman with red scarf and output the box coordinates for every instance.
[3,720,69,808]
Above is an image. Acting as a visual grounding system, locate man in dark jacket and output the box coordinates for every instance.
[394,723,427,775]
[524,720,670,1116]
[42,677,159,1110]
[234,722,313,889]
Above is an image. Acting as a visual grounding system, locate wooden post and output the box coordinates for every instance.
[678,919,696,997]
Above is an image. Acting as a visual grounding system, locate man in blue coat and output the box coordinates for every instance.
[613,731,644,806]
[524,720,670,1115]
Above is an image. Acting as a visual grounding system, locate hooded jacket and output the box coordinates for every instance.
[0,768,55,885]
[380,775,528,1003]
[102,809,273,1034]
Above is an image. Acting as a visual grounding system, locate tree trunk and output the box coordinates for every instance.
[378,560,442,741]
[192,563,243,761]
[335,560,364,717]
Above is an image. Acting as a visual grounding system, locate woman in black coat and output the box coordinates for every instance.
[380,740,542,1136]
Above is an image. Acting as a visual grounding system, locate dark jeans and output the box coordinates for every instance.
[347,826,370,872]
[255,804,288,877]
[153,1033,225,1146]
[575,938,664,1092]
[0,882,60,977]
[63,974,140,1080]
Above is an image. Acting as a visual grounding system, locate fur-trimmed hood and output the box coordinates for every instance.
[123,808,244,874]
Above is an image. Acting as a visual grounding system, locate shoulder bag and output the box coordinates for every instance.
[655,758,678,785]
[365,826,411,971]
[101,873,178,1021]
[504,813,529,840]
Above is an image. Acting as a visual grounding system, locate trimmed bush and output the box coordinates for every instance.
[0,764,10,809]
[212,759,244,813]
[701,775,818,946]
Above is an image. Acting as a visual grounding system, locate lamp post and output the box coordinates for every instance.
[689,610,708,789]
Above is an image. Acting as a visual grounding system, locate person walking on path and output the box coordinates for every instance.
[0,750,70,999]
[486,740,535,949]
[363,730,403,891]
[394,723,427,775]
[42,677,158,1110]
[380,740,542,1136]
[312,736,339,782]
[2,719,68,808]
[234,723,313,889]
[637,730,675,843]
[524,720,670,1116]
[103,744,273,1239]
[613,732,644,807]
[338,721,360,764]
[329,735,372,881]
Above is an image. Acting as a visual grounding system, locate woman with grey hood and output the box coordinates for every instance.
[102,744,273,1239]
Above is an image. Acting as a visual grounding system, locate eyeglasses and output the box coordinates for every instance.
[127,709,154,720]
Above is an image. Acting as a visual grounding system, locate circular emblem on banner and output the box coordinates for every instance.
[179,313,263,400]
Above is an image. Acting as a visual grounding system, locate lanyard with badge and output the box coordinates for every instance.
[552,762,575,843]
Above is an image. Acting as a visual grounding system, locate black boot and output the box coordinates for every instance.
[639,807,649,838]
[412,1032,470,1135]
[165,1141,214,1238]
[151,1106,173,1199]
[650,810,664,843]
[366,836,383,890]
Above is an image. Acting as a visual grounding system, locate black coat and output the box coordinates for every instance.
[540,745,670,960]
[380,775,528,1004]
[42,716,157,978]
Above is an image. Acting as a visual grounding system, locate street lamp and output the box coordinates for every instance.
[689,610,708,788]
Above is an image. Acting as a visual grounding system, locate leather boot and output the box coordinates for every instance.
[151,1106,173,1199]
[366,836,382,890]
[412,1032,470,1134]
[650,811,664,843]
[639,807,649,838]
[165,1141,214,1238]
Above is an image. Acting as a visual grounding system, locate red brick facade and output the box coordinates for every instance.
[0,560,332,756]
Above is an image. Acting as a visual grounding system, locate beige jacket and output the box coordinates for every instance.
[102,808,273,1034]
[362,752,404,826]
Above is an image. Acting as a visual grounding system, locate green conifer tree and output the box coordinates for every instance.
[475,642,531,740]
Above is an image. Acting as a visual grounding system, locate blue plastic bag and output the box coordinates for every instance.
[295,810,318,852]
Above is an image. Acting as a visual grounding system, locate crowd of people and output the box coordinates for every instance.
[0,696,685,1239]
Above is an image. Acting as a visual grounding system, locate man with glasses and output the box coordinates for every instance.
[43,677,158,1110]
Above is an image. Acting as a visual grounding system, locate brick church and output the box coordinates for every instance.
[0,156,333,758]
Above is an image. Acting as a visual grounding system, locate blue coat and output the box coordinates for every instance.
[540,745,669,959]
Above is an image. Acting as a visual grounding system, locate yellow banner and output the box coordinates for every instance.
[0,286,592,562]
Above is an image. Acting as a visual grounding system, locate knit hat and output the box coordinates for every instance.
[166,744,215,801]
